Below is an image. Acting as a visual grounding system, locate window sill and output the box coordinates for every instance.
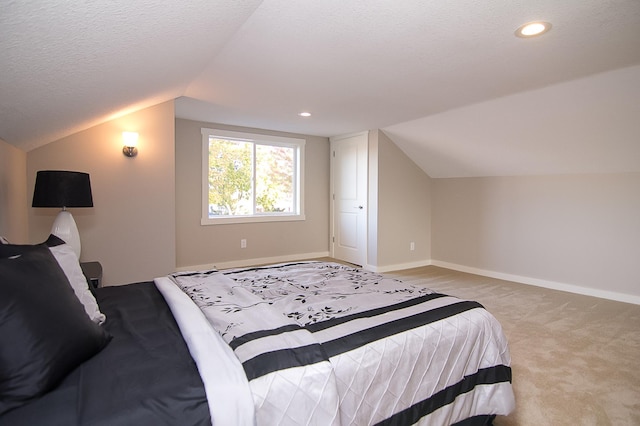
[201,214,306,226]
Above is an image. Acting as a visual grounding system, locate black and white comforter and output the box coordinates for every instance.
[157,261,514,425]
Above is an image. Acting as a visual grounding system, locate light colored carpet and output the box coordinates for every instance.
[389,265,640,425]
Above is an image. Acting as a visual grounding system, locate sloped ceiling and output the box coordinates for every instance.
[2,0,639,177]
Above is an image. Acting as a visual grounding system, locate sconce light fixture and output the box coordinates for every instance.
[122,131,139,157]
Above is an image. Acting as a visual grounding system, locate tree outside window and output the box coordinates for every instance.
[201,128,305,225]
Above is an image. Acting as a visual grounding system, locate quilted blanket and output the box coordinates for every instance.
[169,261,514,425]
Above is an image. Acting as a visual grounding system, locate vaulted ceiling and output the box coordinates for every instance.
[2,0,639,177]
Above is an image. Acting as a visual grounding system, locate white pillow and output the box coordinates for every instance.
[48,242,106,325]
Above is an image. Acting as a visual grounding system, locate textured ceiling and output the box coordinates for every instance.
[2,0,639,177]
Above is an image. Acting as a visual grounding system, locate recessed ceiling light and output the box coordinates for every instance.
[515,21,552,38]
[299,112,311,117]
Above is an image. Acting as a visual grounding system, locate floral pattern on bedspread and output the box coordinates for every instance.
[172,261,434,339]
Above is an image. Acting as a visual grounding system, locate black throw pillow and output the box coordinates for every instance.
[0,234,64,258]
[0,245,111,415]
[0,235,107,324]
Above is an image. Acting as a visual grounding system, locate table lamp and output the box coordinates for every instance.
[32,170,93,259]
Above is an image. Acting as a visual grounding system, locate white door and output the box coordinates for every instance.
[330,132,368,266]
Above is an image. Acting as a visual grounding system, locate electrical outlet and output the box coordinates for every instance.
[410,242,415,251]
[241,239,247,249]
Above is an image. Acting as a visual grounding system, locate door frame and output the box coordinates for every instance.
[329,131,369,266]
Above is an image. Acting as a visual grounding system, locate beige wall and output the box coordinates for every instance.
[27,101,176,285]
[13,102,637,303]
[0,139,28,242]
[432,173,640,301]
[367,131,380,267]
[373,130,431,269]
[175,118,330,269]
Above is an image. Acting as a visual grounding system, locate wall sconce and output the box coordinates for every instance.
[122,132,139,157]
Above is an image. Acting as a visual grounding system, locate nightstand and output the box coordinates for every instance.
[80,261,103,289]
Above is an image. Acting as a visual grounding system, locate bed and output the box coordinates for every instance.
[1,236,514,425]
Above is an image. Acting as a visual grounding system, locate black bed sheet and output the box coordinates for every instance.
[0,281,211,426]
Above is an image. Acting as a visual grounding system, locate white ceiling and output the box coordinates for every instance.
[2,0,639,177]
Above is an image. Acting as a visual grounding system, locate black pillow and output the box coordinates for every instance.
[0,235,106,324]
[0,244,111,415]
[0,234,64,257]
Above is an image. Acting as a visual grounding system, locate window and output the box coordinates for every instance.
[201,128,305,225]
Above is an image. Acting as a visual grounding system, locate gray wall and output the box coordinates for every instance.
[0,139,28,242]
[175,118,330,270]
[27,101,176,286]
[374,130,431,269]
[6,99,638,302]
[432,173,640,301]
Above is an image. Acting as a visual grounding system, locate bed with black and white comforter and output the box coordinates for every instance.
[156,261,515,425]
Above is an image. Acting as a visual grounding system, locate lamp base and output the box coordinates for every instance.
[51,210,81,259]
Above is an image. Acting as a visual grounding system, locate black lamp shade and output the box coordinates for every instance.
[32,171,93,208]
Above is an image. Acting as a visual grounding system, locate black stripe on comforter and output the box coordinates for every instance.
[305,292,450,333]
[236,298,484,381]
[243,343,329,381]
[376,365,513,426]
[320,300,484,358]
[228,324,301,350]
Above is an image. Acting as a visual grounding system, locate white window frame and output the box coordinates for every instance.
[201,128,305,225]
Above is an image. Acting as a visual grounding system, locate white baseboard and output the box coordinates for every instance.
[431,260,640,306]
[175,251,331,273]
[366,260,432,273]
